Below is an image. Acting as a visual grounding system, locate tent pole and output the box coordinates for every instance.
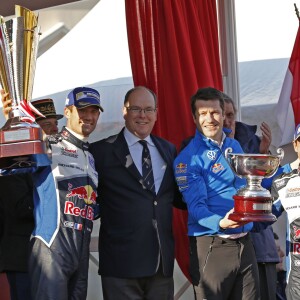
[217,0,241,120]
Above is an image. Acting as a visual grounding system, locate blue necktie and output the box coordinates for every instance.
[139,140,155,193]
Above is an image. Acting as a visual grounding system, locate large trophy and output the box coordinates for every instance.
[0,6,45,169]
[225,148,284,222]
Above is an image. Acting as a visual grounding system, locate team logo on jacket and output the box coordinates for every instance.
[175,163,187,174]
[293,226,300,241]
[212,163,224,173]
[286,187,300,198]
[63,221,83,230]
[176,176,187,185]
[66,183,97,204]
[274,179,285,189]
[64,202,94,220]
[61,147,78,158]
[207,150,217,160]
[61,130,70,139]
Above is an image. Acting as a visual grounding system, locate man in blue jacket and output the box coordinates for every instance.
[174,87,259,299]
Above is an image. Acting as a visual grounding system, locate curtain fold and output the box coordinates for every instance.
[125,0,223,282]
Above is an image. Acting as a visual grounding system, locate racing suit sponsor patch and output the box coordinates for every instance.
[286,187,300,198]
[212,163,224,173]
[290,242,300,254]
[64,201,94,220]
[207,150,217,160]
[61,147,78,158]
[293,226,300,241]
[176,176,187,185]
[66,183,97,204]
[176,175,188,191]
[175,163,187,174]
[275,178,286,188]
[63,220,83,230]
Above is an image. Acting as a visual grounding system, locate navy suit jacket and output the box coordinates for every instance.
[90,128,182,278]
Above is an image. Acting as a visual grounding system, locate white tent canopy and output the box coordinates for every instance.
[33,0,132,99]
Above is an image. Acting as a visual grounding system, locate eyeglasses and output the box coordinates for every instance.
[126,106,157,115]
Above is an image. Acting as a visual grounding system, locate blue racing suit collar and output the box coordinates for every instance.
[194,129,226,149]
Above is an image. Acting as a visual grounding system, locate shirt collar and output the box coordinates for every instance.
[124,127,154,146]
[195,129,226,148]
[209,131,226,147]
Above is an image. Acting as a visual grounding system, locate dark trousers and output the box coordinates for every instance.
[258,262,277,300]
[29,236,90,300]
[190,234,260,300]
[6,272,31,300]
[101,267,174,300]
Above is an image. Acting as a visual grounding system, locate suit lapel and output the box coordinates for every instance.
[151,135,172,195]
[152,136,170,164]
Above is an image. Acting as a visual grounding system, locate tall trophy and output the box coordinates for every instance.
[225,148,284,222]
[0,6,45,169]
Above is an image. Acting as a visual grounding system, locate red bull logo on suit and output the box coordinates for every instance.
[66,183,97,204]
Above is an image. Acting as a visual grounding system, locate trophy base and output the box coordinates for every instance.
[0,120,46,169]
[0,140,46,169]
[229,212,277,222]
[229,195,277,222]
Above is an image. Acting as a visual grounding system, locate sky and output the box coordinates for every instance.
[235,0,299,62]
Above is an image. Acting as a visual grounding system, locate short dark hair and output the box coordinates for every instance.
[124,86,157,106]
[190,87,225,116]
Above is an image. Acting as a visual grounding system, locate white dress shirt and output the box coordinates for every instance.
[124,128,166,194]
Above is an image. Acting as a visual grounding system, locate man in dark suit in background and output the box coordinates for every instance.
[0,96,63,300]
[90,86,183,300]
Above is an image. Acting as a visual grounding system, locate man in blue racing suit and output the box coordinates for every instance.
[174,87,259,299]
[1,86,103,300]
[272,123,300,300]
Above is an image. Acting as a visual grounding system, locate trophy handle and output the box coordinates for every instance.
[276,148,284,161]
[224,147,233,159]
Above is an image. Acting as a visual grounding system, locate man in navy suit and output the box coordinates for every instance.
[90,86,183,300]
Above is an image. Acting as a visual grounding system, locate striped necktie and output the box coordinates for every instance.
[139,140,155,193]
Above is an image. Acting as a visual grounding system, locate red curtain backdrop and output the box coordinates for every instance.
[125,0,223,282]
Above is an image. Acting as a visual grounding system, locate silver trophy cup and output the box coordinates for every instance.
[0,6,45,169]
[225,147,284,222]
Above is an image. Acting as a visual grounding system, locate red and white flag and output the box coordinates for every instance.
[276,21,300,146]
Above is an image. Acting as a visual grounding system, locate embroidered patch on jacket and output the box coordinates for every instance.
[212,163,224,173]
[207,150,217,160]
[61,147,78,158]
[275,179,285,188]
[292,226,300,241]
[286,187,300,198]
[176,176,187,185]
[175,163,187,174]
[63,220,83,231]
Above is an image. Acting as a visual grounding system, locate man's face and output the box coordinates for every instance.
[193,99,224,142]
[293,137,300,159]
[37,118,59,135]
[224,101,236,138]
[123,88,157,139]
[64,106,100,137]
